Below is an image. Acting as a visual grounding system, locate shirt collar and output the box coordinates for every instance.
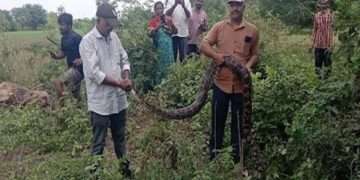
[92,26,112,41]
[226,19,246,30]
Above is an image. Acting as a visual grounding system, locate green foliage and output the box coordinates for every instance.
[37,59,66,90]
[0,100,90,152]
[203,0,227,25]
[257,0,317,28]
[143,44,357,179]
[1,1,360,179]
[117,4,158,92]
[335,0,360,70]
[253,53,356,179]
[0,32,11,82]
[11,4,47,30]
[73,18,94,35]
[155,58,208,108]
[28,154,125,180]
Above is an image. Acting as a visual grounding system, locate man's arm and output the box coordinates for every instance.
[116,35,132,91]
[200,23,224,65]
[49,50,65,60]
[166,0,178,16]
[246,30,260,72]
[117,37,131,79]
[181,0,191,18]
[200,40,224,65]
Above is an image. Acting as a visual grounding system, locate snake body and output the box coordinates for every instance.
[132,57,252,128]
[131,57,259,172]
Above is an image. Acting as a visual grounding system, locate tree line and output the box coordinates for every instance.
[0,4,48,31]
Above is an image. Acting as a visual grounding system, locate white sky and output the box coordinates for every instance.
[0,0,99,19]
[0,0,155,19]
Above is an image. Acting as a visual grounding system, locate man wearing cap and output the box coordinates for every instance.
[200,0,259,163]
[79,3,132,177]
[49,13,83,100]
[311,0,334,79]
[165,0,192,62]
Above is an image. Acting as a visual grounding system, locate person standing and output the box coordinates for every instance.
[311,0,334,80]
[49,13,83,100]
[148,1,177,84]
[200,0,259,163]
[188,0,208,56]
[79,3,132,177]
[165,0,192,63]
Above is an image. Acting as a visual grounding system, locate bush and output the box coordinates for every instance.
[0,99,91,153]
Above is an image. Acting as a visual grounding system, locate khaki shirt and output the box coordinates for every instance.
[204,19,259,94]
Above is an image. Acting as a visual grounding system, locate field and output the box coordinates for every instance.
[0,9,359,180]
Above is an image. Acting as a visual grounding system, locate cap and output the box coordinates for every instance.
[227,0,245,3]
[317,0,330,7]
[96,3,117,19]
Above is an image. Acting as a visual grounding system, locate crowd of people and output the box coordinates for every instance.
[148,0,208,83]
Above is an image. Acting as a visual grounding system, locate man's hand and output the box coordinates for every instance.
[325,47,332,54]
[49,51,57,59]
[198,20,208,32]
[73,58,82,66]
[122,70,130,80]
[214,53,225,66]
[245,64,253,73]
[124,79,132,91]
[118,79,132,92]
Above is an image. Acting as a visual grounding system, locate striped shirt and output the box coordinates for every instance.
[312,10,334,49]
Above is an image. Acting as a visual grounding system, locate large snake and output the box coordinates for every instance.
[131,56,262,174]
[131,56,252,130]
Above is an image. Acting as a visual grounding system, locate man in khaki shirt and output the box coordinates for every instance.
[200,0,259,163]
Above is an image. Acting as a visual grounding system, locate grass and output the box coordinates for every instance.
[0,28,355,179]
[0,30,63,87]
[4,31,53,49]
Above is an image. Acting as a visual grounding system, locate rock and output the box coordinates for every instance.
[0,82,49,107]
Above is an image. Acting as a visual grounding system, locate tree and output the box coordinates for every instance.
[11,4,47,30]
[0,10,16,31]
[335,0,360,100]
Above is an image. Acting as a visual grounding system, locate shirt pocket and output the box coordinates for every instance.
[235,35,253,57]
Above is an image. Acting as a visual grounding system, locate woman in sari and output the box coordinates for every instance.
[148,1,177,85]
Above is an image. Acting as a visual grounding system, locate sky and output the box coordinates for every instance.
[0,0,154,19]
[0,0,98,19]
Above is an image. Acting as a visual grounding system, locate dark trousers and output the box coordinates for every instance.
[187,44,200,56]
[90,110,127,159]
[209,86,244,163]
[172,36,187,63]
[315,48,332,79]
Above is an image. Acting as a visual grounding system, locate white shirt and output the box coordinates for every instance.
[165,0,192,37]
[80,27,131,115]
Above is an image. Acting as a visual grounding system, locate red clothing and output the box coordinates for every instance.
[312,10,334,49]
[148,15,174,31]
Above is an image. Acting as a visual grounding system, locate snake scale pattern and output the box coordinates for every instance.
[132,56,252,129]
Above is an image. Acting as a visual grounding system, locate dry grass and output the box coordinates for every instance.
[0,31,61,88]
